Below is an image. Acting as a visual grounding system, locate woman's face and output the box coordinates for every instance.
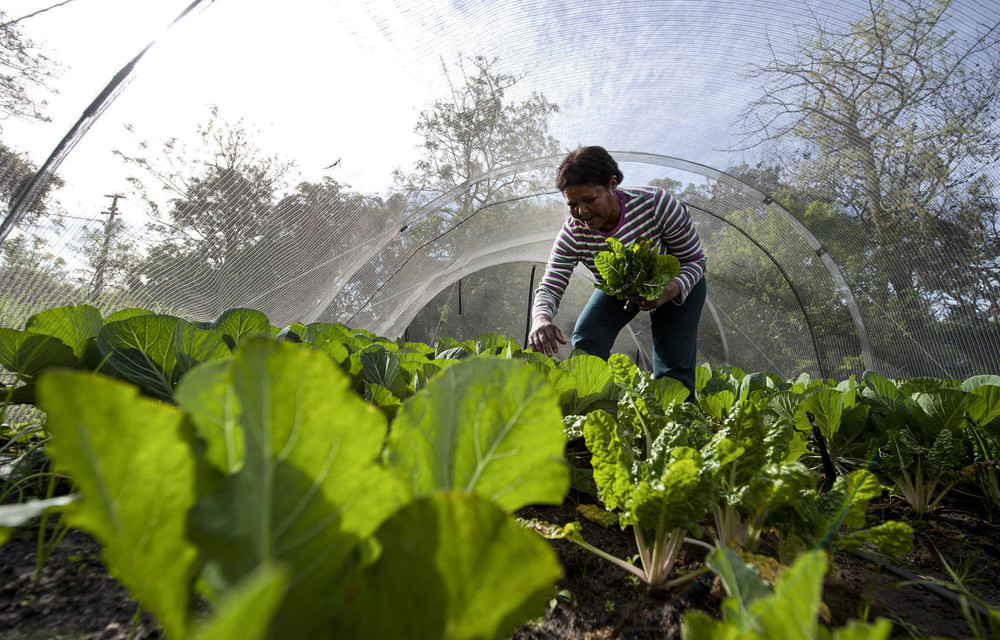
[562,179,619,232]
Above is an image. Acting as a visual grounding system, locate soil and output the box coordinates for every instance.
[0,494,997,640]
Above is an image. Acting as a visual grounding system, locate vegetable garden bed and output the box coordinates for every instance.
[0,495,998,639]
[0,304,998,640]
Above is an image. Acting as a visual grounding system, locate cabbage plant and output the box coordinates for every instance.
[35,339,570,640]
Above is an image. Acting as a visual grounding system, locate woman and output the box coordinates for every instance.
[527,146,707,398]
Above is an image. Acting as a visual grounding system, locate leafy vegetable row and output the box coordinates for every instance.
[7,340,570,640]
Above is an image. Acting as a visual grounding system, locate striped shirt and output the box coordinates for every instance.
[532,186,707,320]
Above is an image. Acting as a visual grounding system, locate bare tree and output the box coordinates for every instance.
[741,0,1000,321]
[0,9,60,128]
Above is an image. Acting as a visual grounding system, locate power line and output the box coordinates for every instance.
[0,0,81,29]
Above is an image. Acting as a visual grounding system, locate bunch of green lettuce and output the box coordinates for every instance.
[594,237,680,302]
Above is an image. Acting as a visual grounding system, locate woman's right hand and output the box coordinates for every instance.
[528,315,568,356]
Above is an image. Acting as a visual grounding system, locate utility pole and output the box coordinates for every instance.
[88,193,125,303]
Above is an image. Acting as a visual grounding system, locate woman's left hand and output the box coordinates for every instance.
[629,280,681,312]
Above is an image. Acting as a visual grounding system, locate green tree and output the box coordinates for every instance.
[117,108,294,316]
[394,55,561,216]
[262,178,404,321]
[1,10,62,223]
[0,232,74,314]
[393,56,562,338]
[0,9,59,128]
[741,0,1000,323]
[0,10,71,318]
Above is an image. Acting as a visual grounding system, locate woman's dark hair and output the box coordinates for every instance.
[555,146,624,190]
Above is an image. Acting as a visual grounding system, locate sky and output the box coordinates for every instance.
[3,0,999,223]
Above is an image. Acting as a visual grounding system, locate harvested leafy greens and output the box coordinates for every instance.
[594,237,680,303]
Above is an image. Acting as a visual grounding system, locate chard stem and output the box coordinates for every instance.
[572,536,648,581]
[660,565,712,590]
[658,529,684,578]
[926,479,956,513]
[633,526,653,578]
[712,505,745,548]
[649,527,668,585]
[627,394,654,459]
[683,537,715,552]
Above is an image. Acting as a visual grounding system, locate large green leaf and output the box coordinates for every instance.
[472,333,513,355]
[583,410,635,510]
[25,304,103,359]
[39,372,199,639]
[832,619,893,640]
[768,391,800,427]
[173,321,232,377]
[98,315,183,399]
[0,328,79,378]
[647,374,691,408]
[175,359,242,474]
[695,365,712,394]
[188,565,288,640]
[861,371,906,412]
[299,323,350,363]
[552,354,618,415]
[364,381,403,421]
[360,344,409,398]
[187,339,403,639]
[610,353,640,387]
[387,358,569,512]
[105,308,155,323]
[98,315,229,400]
[333,493,560,640]
[843,520,914,556]
[751,550,827,639]
[683,550,893,640]
[211,308,272,349]
[701,391,735,421]
[960,374,1000,391]
[626,455,713,534]
[794,389,845,440]
[841,469,882,530]
[899,377,958,395]
[968,384,1000,427]
[911,390,982,440]
[705,547,771,623]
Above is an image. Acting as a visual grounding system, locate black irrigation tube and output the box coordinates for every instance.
[850,550,995,618]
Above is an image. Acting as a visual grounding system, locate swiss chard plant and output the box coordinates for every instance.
[593,237,680,304]
[695,372,912,558]
[529,399,721,589]
[706,399,809,550]
[865,371,982,514]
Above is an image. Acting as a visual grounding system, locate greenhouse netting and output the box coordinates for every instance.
[1,0,998,379]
